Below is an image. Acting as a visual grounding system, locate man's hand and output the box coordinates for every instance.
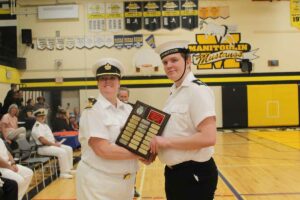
[54,142,61,147]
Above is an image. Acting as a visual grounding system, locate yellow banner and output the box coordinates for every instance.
[291,0,300,28]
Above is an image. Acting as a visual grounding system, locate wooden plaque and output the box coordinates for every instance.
[116,101,170,159]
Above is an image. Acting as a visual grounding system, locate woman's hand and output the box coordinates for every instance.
[10,164,18,172]
[138,154,156,165]
[150,136,170,154]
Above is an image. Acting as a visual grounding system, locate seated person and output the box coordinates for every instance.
[0,104,26,144]
[0,138,33,200]
[52,109,73,132]
[0,175,18,200]
[69,113,78,131]
[31,109,75,179]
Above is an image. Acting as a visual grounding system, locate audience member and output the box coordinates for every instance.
[73,107,80,125]
[52,109,73,132]
[18,99,36,130]
[34,96,50,110]
[69,113,78,131]
[0,138,33,200]
[15,90,24,109]
[1,84,17,115]
[31,108,75,179]
[118,87,134,106]
[0,104,26,144]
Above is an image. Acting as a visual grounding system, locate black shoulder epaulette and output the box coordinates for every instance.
[192,79,207,86]
[85,98,97,109]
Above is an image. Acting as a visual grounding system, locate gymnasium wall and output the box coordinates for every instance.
[14,0,300,128]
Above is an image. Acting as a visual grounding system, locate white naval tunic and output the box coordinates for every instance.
[158,72,216,166]
[76,93,138,200]
[31,121,73,174]
[0,139,33,200]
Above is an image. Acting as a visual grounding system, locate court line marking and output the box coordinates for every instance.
[233,133,300,152]
[218,170,244,200]
[241,192,300,196]
[137,164,147,200]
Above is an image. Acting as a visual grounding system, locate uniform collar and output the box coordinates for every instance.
[35,120,44,125]
[97,93,125,109]
[170,72,195,93]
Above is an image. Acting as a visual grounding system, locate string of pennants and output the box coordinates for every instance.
[36,35,143,50]
[87,1,229,32]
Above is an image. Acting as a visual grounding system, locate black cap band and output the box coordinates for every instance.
[160,48,189,59]
[96,63,121,78]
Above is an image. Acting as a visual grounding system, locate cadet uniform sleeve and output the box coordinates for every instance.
[80,108,110,140]
[31,123,43,144]
[189,86,216,128]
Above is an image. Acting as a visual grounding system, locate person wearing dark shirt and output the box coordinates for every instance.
[52,109,73,132]
[1,84,17,115]
[18,99,36,130]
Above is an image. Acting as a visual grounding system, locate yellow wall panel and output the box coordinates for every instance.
[0,65,21,84]
[248,84,299,127]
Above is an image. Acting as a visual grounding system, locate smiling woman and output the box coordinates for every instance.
[76,57,141,200]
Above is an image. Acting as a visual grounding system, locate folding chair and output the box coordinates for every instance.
[15,138,52,190]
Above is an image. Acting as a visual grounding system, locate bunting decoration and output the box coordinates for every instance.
[65,38,75,49]
[94,36,105,48]
[37,38,47,50]
[114,35,124,49]
[133,34,143,48]
[145,34,156,48]
[123,35,134,49]
[55,38,64,50]
[46,38,55,50]
[35,35,142,50]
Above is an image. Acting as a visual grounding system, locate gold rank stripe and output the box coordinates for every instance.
[21,75,300,89]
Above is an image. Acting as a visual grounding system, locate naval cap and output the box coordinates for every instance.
[33,108,47,117]
[155,40,190,59]
[93,58,124,79]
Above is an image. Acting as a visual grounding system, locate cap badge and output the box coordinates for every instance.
[104,63,112,70]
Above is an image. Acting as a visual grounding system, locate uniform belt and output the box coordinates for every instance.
[167,158,213,170]
[81,160,132,180]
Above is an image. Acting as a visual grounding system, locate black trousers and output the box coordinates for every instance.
[0,177,18,200]
[165,158,218,200]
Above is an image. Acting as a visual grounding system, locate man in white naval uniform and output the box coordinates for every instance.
[31,108,75,179]
[76,58,140,200]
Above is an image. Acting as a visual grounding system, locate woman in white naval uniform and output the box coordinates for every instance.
[76,58,139,200]
[31,108,74,179]
[150,40,218,200]
[0,138,33,200]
